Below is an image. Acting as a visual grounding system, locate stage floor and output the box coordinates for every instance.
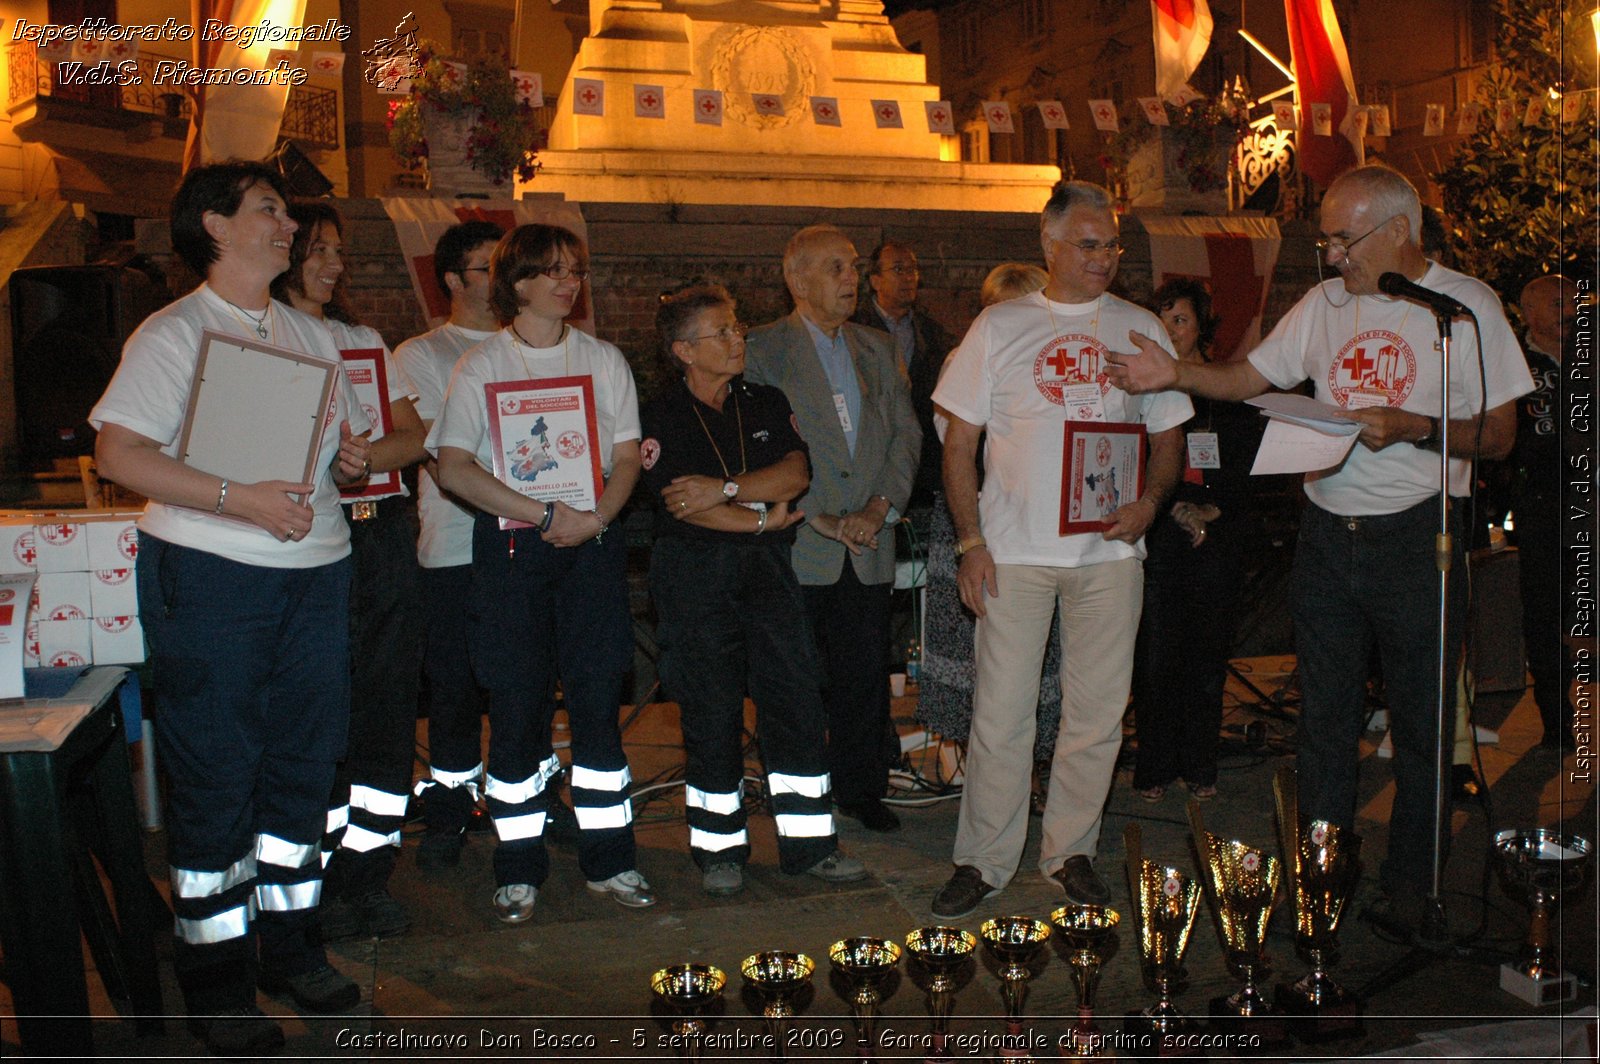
[4,656,1595,1059]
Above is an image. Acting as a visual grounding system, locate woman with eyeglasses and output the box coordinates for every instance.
[641,284,866,896]
[430,224,654,922]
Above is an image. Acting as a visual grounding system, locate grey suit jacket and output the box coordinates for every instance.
[745,311,921,587]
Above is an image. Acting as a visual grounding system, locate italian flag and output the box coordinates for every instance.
[1151,0,1214,98]
[1284,0,1365,186]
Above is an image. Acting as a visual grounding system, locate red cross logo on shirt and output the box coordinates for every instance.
[580,87,598,105]
[1340,346,1374,383]
[1328,330,1417,407]
[1033,335,1107,405]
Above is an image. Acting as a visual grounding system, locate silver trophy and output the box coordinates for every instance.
[1492,828,1594,1006]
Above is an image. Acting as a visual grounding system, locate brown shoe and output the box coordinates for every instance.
[931,865,996,919]
[1052,855,1110,905]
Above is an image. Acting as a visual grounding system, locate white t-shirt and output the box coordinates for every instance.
[396,323,496,567]
[324,318,418,503]
[427,325,641,483]
[1248,262,1534,515]
[934,291,1193,567]
[89,283,369,568]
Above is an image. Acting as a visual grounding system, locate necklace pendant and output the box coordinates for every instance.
[256,322,268,339]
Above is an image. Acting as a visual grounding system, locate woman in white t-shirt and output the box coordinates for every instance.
[274,201,427,942]
[430,224,652,923]
[90,162,370,1056]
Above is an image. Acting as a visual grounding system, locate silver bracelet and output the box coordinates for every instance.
[754,507,769,535]
[591,511,609,543]
[215,478,229,515]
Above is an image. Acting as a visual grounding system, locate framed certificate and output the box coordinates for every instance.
[337,349,401,498]
[484,376,603,531]
[177,330,339,505]
[1060,420,1146,535]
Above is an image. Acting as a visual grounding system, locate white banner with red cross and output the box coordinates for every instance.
[379,198,593,334]
[1141,215,1281,362]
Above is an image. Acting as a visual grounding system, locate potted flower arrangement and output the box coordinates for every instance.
[1098,84,1252,212]
[387,40,543,194]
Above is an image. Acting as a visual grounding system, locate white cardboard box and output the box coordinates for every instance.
[36,618,92,668]
[0,517,38,575]
[23,619,40,668]
[86,513,141,569]
[90,568,139,617]
[35,571,93,621]
[30,518,90,572]
[91,615,144,665]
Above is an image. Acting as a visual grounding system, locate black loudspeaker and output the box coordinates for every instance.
[9,264,164,466]
[1468,546,1526,694]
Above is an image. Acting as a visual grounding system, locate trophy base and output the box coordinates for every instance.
[1123,1011,1204,1056]
[1500,963,1577,1006]
[1274,985,1364,1043]
[1207,996,1291,1050]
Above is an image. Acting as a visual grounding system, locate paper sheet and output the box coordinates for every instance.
[1250,417,1360,475]
[1246,393,1361,435]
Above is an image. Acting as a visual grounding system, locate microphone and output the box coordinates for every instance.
[1378,272,1469,318]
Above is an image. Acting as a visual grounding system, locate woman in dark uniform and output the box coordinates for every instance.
[642,284,867,896]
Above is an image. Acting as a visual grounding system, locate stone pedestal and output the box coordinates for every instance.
[1126,126,1236,215]
[421,106,501,198]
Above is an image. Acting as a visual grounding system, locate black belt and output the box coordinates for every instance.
[342,495,405,522]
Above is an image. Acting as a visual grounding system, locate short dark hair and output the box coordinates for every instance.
[434,220,506,294]
[270,201,355,323]
[489,224,585,325]
[1151,278,1217,354]
[867,240,916,274]
[169,161,291,276]
[655,284,734,373]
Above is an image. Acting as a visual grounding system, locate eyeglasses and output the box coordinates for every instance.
[535,263,591,281]
[1315,214,1401,256]
[683,322,749,343]
[877,264,920,277]
[459,266,490,274]
[1057,238,1125,256]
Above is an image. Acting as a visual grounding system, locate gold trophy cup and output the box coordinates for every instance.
[741,951,814,1061]
[1049,904,1119,1057]
[978,916,1051,1063]
[1492,828,1594,1006]
[1273,767,1364,1041]
[650,963,727,1062]
[904,926,976,1064]
[1123,823,1203,1051]
[828,936,902,1060]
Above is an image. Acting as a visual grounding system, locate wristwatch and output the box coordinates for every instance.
[955,535,987,558]
[1416,416,1441,450]
[722,480,740,500]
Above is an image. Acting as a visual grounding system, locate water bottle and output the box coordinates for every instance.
[904,638,921,684]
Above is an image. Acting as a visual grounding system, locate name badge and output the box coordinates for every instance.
[833,393,854,433]
[1187,431,1220,469]
[1063,382,1106,422]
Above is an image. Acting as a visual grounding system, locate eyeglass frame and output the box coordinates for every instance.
[681,321,749,344]
[875,263,921,277]
[1055,237,1126,256]
[1315,214,1402,257]
[530,263,591,281]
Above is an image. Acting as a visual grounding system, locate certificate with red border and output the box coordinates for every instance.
[484,376,603,530]
[338,349,401,499]
[1060,420,1145,535]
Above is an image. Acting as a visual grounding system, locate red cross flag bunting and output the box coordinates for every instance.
[1561,93,1586,124]
[1167,84,1205,108]
[36,31,73,63]
[752,93,785,116]
[1350,105,1369,140]
[1143,216,1282,364]
[872,99,903,129]
[634,84,665,119]
[1088,99,1119,132]
[925,100,955,134]
[1310,101,1333,136]
[811,96,842,127]
[267,48,299,71]
[104,39,140,63]
[443,61,468,86]
[1138,97,1170,126]
[1271,100,1298,132]
[694,89,724,126]
[1495,99,1518,133]
[1037,100,1070,130]
[1523,97,1545,127]
[72,35,104,63]
[312,51,345,76]
[982,101,1014,133]
[512,71,543,107]
[1369,104,1391,137]
[1423,103,1445,137]
[1456,102,1482,135]
[573,78,606,117]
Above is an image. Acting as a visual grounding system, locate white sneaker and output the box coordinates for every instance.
[587,869,657,908]
[493,883,536,923]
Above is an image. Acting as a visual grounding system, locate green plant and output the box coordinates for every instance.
[386,40,543,185]
[1433,0,1596,301]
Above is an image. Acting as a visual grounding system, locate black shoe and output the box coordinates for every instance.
[357,889,410,938]
[837,798,900,832]
[416,828,465,870]
[1052,855,1110,904]
[931,865,995,919]
[189,1005,285,1057]
[317,895,362,943]
[260,963,360,1013]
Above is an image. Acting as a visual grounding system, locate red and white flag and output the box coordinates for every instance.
[1037,100,1070,130]
[1151,0,1213,98]
[1456,102,1482,135]
[1283,0,1363,186]
[634,84,665,119]
[1350,106,1369,139]
[311,51,345,76]
[752,93,785,117]
[71,35,104,63]
[1138,97,1170,126]
[267,48,299,71]
[1562,93,1586,124]
[573,78,605,116]
[443,61,468,86]
[871,99,903,129]
[982,101,1014,133]
[1423,103,1445,137]
[1522,97,1544,127]
[512,70,543,107]
[925,100,955,134]
[1309,101,1333,135]
[1167,84,1205,108]
[103,39,141,64]
[1144,216,1282,363]
[1369,104,1391,137]
[36,30,73,63]
[1494,99,1518,133]
[694,89,724,126]
[812,96,843,126]
[1089,99,1119,132]
[1272,100,1298,131]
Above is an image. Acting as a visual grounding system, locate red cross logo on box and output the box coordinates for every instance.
[14,532,36,567]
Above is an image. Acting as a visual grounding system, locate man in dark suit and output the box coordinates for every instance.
[745,224,922,832]
[850,241,954,512]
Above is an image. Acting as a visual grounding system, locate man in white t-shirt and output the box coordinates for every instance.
[393,220,505,869]
[929,181,1191,919]
[1106,164,1534,936]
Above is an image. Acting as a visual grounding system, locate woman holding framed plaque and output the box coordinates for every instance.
[642,284,867,896]
[90,162,370,1056]
[273,201,427,942]
[430,224,653,923]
